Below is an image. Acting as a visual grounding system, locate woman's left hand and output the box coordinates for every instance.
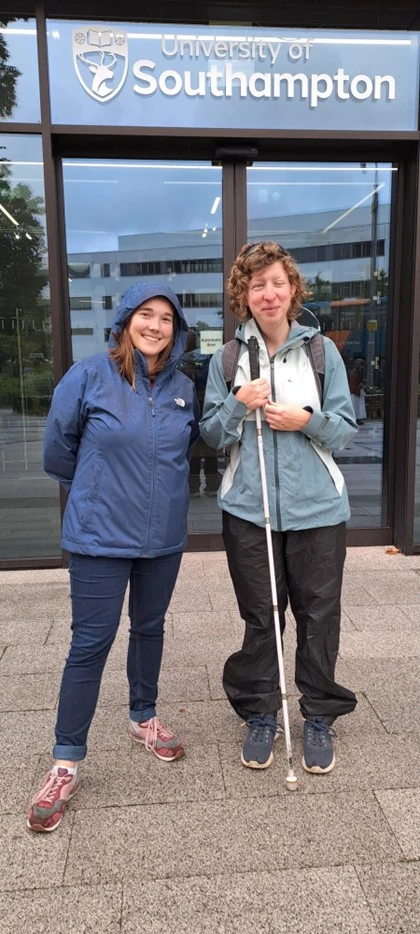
[264,402,312,431]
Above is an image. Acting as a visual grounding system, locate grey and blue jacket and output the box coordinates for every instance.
[199,318,358,531]
[44,282,200,557]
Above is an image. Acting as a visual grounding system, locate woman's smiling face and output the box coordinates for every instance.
[128,297,175,366]
[247,261,295,335]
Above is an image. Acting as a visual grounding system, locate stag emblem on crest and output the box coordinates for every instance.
[72,27,128,102]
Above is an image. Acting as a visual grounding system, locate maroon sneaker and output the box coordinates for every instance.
[129,716,185,761]
[27,766,80,832]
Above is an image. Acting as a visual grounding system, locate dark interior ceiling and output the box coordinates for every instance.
[4,1,420,30]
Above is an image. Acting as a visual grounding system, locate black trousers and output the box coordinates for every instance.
[222,512,357,722]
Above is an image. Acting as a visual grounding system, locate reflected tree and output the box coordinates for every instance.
[0,16,21,119]
[0,157,51,413]
[306,273,331,301]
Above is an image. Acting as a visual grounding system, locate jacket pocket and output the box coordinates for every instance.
[76,455,104,531]
[309,440,344,496]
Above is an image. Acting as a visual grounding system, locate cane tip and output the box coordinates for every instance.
[286,775,298,790]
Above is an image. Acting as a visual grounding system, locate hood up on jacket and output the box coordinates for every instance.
[108,281,189,365]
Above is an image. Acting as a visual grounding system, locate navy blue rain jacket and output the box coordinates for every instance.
[44,283,200,558]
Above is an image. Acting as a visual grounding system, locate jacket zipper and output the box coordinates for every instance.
[143,388,157,554]
[270,356,282,531]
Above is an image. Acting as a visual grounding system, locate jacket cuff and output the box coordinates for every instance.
[301,408,327,439]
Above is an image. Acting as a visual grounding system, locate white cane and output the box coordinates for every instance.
[247,336,298,790]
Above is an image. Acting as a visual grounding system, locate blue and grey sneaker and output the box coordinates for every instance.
[302,717,336,774]
[241,714,280,769]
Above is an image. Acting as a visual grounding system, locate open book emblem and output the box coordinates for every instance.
[72,27,129,103]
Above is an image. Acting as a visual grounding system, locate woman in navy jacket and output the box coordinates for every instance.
[27,282,200,833]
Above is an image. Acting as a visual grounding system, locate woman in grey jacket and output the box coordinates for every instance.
[200,242,358,775]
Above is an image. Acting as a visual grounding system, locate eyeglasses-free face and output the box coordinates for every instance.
[246,260,296,338]
[128,298,174,366]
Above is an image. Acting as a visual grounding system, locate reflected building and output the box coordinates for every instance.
[68,202,390,393]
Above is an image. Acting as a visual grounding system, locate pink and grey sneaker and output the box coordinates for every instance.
[129,716,185,761]
[27,766,80,833]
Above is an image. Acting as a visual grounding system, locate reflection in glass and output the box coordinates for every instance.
[247,162,395,528]
[62,159,224,534]
[0,135,60,559]
[0,19,40,122]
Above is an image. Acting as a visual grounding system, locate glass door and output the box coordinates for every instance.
[61,156,397,543]
[247,161,395,530]
[61,158,224,535]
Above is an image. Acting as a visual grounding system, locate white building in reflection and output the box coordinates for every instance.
[68,202,390,376]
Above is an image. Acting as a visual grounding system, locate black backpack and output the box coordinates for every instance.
[222,331,325,407]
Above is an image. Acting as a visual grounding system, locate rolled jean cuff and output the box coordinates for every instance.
[53,743,86,762]
[129,706,156,723]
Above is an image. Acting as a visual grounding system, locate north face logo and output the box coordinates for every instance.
[72,27,129,102]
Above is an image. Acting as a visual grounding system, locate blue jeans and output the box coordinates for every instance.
[53,551,182,762]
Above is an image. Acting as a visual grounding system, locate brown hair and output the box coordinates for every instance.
[109,306,177,389]
[226,241,310,322]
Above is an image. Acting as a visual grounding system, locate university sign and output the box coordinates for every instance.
[47,22,420,130]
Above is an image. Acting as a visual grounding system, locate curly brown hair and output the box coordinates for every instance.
[226,241,310,322]
[109,308,177,389]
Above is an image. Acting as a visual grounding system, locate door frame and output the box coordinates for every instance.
[51,140,414,553]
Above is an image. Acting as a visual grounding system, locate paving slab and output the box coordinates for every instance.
[0,618,52,646]
[347,571,420,605]
[343,604,420,632]
[344,548,420,571]
[335,658,420,734]
[0,643,68,675]
[399,603,420,622]
[209,589,246,610]
[339,630,420,658]
[174,575,236,594]
[63,792,400,886]
[0,582,72,621]
[0,569,69,586]
[341,579,379,606]
[374,789,420,859]
[168,590,213,611]
[356,685,418,735]
[171,610,240,637]
[0,883,122,933]
[0,709,57,756]
[0,813,73,892]
[0,755,40,814]
[122,866,379,934]
[0,671,59,712]
[356,862,420,934]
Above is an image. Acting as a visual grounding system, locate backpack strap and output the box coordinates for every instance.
[222,338,242,391]
[306,332,325,406]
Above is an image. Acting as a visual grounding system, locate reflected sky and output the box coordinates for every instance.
[0,134,395,255]
[63,160,394,253]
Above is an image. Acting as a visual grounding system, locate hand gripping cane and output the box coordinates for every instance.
[247,337,298,790]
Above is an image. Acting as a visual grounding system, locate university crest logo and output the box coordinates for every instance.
[72,27,129,102]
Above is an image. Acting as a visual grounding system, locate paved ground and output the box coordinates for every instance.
[0,546,419,933]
